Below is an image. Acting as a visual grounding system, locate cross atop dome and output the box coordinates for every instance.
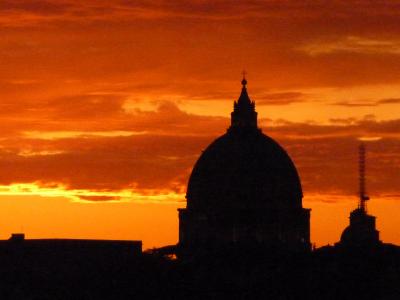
[241,70,247,87]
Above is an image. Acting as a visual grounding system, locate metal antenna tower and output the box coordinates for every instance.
[359,143,370,212]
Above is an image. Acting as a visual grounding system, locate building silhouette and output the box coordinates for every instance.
[339,143,380,248]
[2,233,142,256]
[178,77,310,257]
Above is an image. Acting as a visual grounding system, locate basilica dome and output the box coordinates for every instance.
[186,129,302,211]
[178,78,310,256]
[186,79,302,212]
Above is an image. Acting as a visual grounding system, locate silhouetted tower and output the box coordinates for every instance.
[339,142,380,248]
[358,143,369,212]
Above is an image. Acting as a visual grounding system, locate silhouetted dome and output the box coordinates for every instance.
[339,208,380,247]
[186,128,303,211]
[179,78,310,257]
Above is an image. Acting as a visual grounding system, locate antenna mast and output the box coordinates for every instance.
[359,143,370,212]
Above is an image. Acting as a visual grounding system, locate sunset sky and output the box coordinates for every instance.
[1,1,400,249]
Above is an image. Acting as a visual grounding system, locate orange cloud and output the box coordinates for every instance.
[0,101,398,202]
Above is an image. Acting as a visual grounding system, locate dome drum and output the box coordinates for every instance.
[179,207,310,254]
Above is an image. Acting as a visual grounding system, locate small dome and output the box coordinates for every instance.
[186,128,303,211]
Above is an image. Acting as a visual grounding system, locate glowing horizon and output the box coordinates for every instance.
[1,1,400,249]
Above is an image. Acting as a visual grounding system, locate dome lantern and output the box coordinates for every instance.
[231,76,258,129]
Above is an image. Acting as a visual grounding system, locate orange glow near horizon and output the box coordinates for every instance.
[1,1,400,250]
[0,183,184,204]
[0,193,398,250]
[0,195,183,249]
